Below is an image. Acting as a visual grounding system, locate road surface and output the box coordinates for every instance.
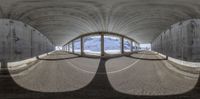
[2,51,199,98]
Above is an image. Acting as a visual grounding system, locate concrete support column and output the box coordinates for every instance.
[68,44,70,52]
[64,45,67,52]
[101,33,104,56]
[72,41,74,54]
[131,41,133,53]
[121,36,124,54]
[81,37,84,56]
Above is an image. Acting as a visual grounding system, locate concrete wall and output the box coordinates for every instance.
[152,19,200,62]
[0,19,54,62]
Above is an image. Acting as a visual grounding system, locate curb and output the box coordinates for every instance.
[0,51,55,77]
[152,51,200,78]
[161,59,199,78]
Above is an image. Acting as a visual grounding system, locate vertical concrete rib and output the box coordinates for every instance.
[72,41,74,54]
[121,36,124,54]
[81,37,84,56]
[131,41,133,52]
[101,32,104,56]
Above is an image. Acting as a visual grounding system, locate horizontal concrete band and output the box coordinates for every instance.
[152,51,200,76]
[157,52,200,67]
[4,51,55,69]
[4,50,199,68]
[2,50,199,77]
[8,58,37,68]
[0,51,55,76]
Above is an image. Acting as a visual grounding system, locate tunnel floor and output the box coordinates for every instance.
[0,51,200,99]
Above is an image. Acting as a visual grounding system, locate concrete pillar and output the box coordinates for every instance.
[81,37,84,56]
[101,33,104,56]
[67,43,70,53]
[72,41,74,54]
[131,41,133,52]
[121,37,124,54]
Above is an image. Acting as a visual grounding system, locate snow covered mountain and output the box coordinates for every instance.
[82,36,131,52]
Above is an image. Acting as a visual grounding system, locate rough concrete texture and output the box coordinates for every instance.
[0,19,54,62]
[1,51,197,98]
[1,0,200,45]
[152,19,200,62]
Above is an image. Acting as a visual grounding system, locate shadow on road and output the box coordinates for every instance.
[36,56,80,61]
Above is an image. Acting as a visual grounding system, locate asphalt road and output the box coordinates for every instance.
[1,51,199,99]
[11,51,100,92]
[106,51,198,95]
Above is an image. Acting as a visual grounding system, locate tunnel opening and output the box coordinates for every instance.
[73,38,81,55]
[140,43,151,51]
[104,35,121,55]
[63,32,140,58]
[83,35,101,56]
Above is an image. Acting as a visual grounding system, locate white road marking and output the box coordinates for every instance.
[67,61,96,74]
[107,54,144,74]
[67,54,145,74]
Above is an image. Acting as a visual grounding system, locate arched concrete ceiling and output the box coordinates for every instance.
[0,0,200,45]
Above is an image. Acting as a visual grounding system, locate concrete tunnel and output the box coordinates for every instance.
[0,0,200,99]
